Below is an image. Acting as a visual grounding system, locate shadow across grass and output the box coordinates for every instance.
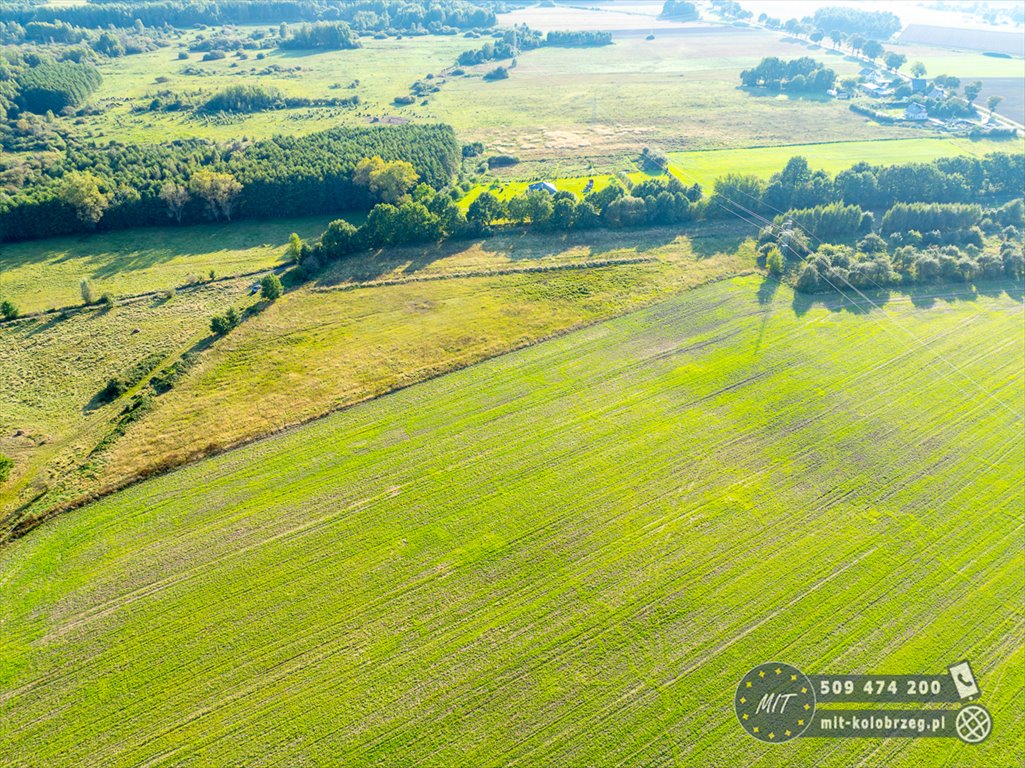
[790,279,1022,316]
[313,220,757,288]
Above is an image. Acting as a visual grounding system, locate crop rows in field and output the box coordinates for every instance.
[2,276,1021,766]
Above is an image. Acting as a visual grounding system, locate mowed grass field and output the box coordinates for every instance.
[1,221,754,529]
[1,275,1022,766]
[666,136,1025,190]
[77,24,925,158]
[0,214,341,314]
[80,32,468,144]
[0,275,264,515]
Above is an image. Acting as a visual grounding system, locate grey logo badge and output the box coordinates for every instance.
[955,705,992,744]
[734,662,816,743]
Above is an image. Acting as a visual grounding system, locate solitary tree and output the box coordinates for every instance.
[862,40,884,60]
[986,95,1003,114]
[286,232,303,262]
[62,171,110,225]
[883,52,906,70]
[189,170,242,221]
[765,246,785,276]
[963,80,983,103]
[159,181,190,223]
[210,306,242,335]
[260,273,283,301]
[910,61,927,77]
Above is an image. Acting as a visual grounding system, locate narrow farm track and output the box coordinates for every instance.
[1,276,1022,767]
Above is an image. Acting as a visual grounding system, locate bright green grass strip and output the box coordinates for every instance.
[0,214,351,314]
[1,276,1022,766]
[666,136,1025,190]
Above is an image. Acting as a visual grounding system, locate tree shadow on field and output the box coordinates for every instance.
[24,312,69,338]
[907,282,981,309]
[757,275,780,305]
[972,279,1023,303]
[791,288,885,316]
[737,86,832,103]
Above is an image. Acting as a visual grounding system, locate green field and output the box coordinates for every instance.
[0,215,342,315]
[2,275,1021,766]
[1,220,754,531]
[666,137,1025,191]
[75,26,925,160]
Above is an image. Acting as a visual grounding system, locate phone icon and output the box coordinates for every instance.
[948,660,980,700]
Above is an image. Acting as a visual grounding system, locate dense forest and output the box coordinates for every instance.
[0,124,460,240]
[1,0,496,33]
[13,58,102,114]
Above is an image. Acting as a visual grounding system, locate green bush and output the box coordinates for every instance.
[0,299,19,320]
[0,454,12,484]
[260,273,284,301]
[210,306,242,335]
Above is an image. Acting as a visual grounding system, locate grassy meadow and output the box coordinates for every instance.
[80,32,468,143]
[1,275,1021,766]
[0,275,263,516]
[1,221,756,531]
[666,136,1025,190]
[74,25,927,160]
[0,214,341,314]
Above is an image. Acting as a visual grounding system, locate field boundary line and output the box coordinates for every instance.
[311,256,660,292]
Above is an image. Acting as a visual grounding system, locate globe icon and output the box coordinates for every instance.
[955,705,992,744]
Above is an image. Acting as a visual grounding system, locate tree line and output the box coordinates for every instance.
[1,0,496,33]
[756,196,1023,293]
[709,154,1024,222]
[278,21,360,50]
[0,124,460,241]
[456,26,610,68]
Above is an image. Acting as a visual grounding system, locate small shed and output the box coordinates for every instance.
[528,181,558,194]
